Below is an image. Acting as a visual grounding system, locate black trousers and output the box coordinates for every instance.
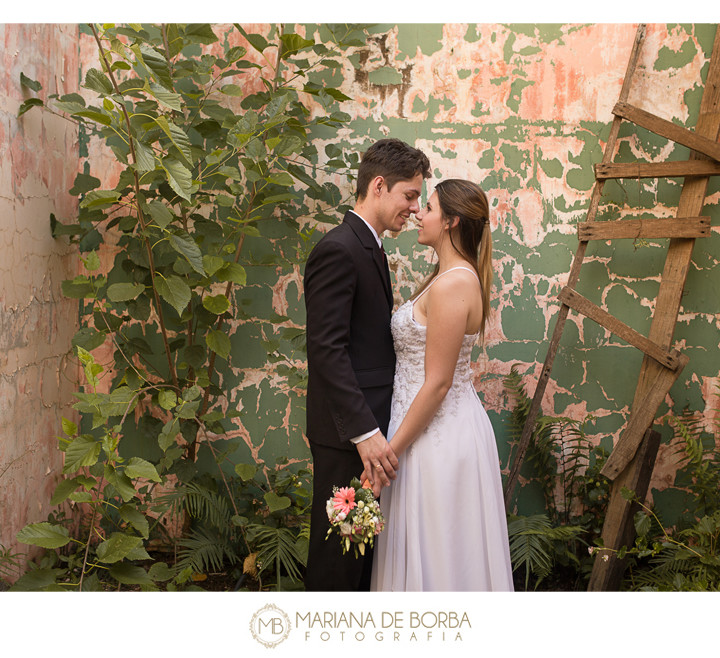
[304,442,373,591]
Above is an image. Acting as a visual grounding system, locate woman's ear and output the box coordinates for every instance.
[447,215,460,230]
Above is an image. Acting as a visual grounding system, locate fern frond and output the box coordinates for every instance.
[183,482,233,529]
[176,526,239,574]
[155,481,233,531]
[507,515,554,590]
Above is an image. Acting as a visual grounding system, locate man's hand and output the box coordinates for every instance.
[356,430,398,497]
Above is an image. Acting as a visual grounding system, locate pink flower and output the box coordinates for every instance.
[332,487,357,517]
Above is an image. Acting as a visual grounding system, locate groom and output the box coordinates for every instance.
[303,138,431,591]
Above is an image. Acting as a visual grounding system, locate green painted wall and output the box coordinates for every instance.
[83,23,720,518]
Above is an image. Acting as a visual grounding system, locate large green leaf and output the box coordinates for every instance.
[133,140,157,173]
[63,435,102,472]
[176,398,200,419]
[235,24,270,53]
[70,172,101,195]
[16,523,71,549]
[80,189,121,209]
[202,293,230,315]
[109,562,154,586]
[96,533,143,563]
[155,116,192,164]
[156,274,191,316]
[148,82,182,111]
[118,504,150,539]
[206,328,230,360]
[50,477,83,505]
[148,561,174,582]
[264,491,292,513]
[235,463,256,481]
[183,344,206,369]
[71,327,106,352]
[125,457,162,482]
[101,386,138,418]
[158,417,180,451]
[18,98,43,117]
[184,24,219,44]
[9,568,64,591]
[274,135,304,157]
[137,43,173,89]
[72,109,112,126]
[280,33,315,58]
[105,464,137,502]
[158,389,177,410]
[202,255,225,277]
[220,84,244,96]
[267,172,294,186]
[61,417,78,437]
[84,68,114,95]
[169,233,204,274]
[62,277,95,299]
[216,262,246,285]
[20,72,42,92]
[265,91,292,121]
[107,282,144,302]
[146,199,173,229]
[162,158,193,201]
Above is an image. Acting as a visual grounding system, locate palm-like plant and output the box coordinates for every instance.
[503,366,607,589]
[507,514,585,590]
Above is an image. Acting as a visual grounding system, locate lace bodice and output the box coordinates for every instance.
[389,272,480,448]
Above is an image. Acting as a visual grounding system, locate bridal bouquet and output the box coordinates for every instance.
[325,477,385,557]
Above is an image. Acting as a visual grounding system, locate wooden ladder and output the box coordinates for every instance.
[503,24,720,591]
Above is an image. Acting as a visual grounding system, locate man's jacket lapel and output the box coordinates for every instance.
[344,212,393,309]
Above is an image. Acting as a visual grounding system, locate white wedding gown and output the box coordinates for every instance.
[371,267,514,591]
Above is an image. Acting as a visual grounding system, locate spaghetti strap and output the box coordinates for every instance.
[414,266,479,302]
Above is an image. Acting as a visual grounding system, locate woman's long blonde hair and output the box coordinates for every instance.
[411,179,493,338]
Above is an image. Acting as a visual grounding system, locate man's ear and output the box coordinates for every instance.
[371,175,385,197]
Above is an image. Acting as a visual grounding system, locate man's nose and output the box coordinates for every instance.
[410,200,420,213]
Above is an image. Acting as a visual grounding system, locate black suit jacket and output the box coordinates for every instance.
[304,211,396,450]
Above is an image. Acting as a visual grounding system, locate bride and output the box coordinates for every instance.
[367,178,514,592]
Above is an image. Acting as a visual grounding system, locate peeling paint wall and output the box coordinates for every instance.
[3,24,718,549]
[254,23,720,516]
[310,23,719,515]
[0,24,80,555]
[78,23,720,517]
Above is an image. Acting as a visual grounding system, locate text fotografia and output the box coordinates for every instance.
[296,610,471,642]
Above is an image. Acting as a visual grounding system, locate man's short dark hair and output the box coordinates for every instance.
[356,138,431,199]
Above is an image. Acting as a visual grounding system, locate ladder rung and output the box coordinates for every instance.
[596,160,720,179]
[578,216,711,241]
[613,101,720,163]
[558,287,681,370]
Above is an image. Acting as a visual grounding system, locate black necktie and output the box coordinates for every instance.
[379,242,391,291]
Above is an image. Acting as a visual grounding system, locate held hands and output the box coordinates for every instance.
[356,430,399,498]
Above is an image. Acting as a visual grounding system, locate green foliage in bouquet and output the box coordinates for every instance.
[326,477,385,559]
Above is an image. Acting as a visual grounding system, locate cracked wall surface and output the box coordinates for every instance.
[80,23,720,518]
[3,24,719,550]
[0,24,80,556]
[261,23,720,516]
